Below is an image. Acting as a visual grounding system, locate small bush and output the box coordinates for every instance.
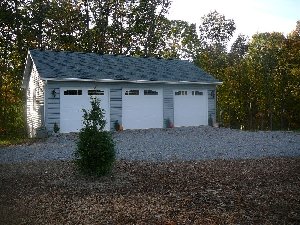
[74,97,115,176]
[114,120,123,131]
[165,118,174,128]
[208,114,213,127]
[53,122,60,133]
[114,120,120,131]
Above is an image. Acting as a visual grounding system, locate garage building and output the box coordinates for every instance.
[22,49,221,137]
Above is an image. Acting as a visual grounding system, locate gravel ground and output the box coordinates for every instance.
[2,159,300,224]
[0,126,299,163]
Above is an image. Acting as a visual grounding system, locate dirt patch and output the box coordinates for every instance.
[1,158,300,224]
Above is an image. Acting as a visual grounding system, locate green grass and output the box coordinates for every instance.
[0,135,33,147]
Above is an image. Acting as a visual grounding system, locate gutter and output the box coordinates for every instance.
[42,77,223,85]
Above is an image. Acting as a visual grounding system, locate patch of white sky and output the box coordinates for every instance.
[167,0,299,45]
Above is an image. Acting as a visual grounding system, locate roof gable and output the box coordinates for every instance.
[28,49,220,83]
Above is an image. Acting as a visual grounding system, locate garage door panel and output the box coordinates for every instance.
[122,88,163,129]
[174,90,208,127]
[60,90,85,133]
[60,88,110,133]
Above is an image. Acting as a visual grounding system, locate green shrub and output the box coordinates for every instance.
[114,120,120,131]
[53,122,60,133]
[74,97,115,176]
[208,114,213,126]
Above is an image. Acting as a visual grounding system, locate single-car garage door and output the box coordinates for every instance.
[60,88,110,133]
[174,90,208,127]
[122,88,163,129]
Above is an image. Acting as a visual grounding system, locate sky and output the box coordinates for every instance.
[167,0,300,41]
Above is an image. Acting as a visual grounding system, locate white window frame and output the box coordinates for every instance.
[144,89,159,96]
[192,91,203,96]
[88,90,105,95]
[63,89,82,95]
[175,90,188,96]
[125,90,140,95]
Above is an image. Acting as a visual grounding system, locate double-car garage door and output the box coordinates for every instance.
[60,87,208,132]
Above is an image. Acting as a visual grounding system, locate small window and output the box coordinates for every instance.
[192,91,203,96]
[175,91,188,96]
[64,90,82,95]
[144,90,158,95]
[125,90,139,95]
[88,90,104,95]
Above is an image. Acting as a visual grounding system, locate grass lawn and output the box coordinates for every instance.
[0,135,37,147]
[0,158,299,224]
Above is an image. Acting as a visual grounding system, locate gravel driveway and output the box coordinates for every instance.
[1,126,299,163]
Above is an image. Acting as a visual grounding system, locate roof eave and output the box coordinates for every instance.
[21,50,33,89]
[41,77,222,85]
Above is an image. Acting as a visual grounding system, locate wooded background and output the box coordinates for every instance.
[1,0,299,136]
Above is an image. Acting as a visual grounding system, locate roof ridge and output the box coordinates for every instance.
[30,49,185,61]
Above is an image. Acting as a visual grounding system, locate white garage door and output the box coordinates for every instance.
[122,88,163,129]
[60,88,110,133]
[174,90,208,127]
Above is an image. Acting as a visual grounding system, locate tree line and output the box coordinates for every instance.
[0,0,299,136]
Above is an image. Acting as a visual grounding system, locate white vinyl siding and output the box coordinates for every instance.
[26,64,45,137]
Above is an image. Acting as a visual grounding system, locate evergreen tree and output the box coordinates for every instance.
[75,97,115,176]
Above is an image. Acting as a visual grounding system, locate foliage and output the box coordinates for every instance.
[199,10,236,50]
[0,134,31,147]
[0,0,171,136]
[114,120,123,131]
[114,120,120,131]
[194,11,300,130]
[0,0,299,133]
[159,20,200,59]
[53,122,59,133]
[208,114,213,126]
[0,0,27,136]
[75,97,115,176]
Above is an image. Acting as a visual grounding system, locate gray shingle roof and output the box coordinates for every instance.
[29,49,219,83]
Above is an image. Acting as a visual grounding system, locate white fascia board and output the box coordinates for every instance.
[42,77,222,85]
[177,81,223,85]
[21,51,33,88]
